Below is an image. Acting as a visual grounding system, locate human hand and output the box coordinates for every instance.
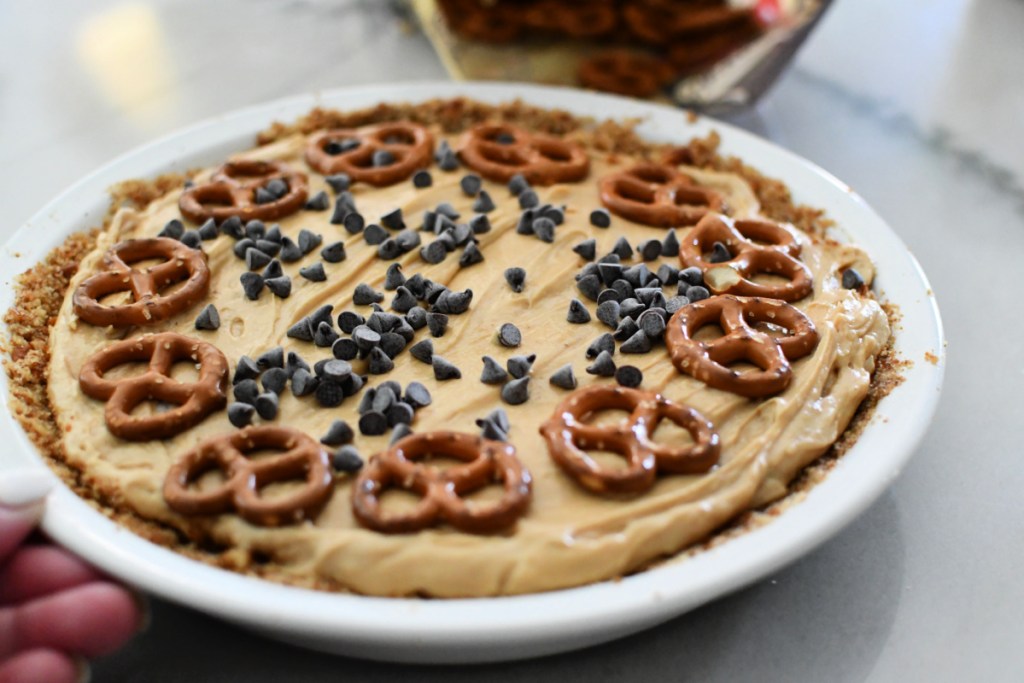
[0,470,146,683]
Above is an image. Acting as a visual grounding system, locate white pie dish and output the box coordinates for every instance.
[0,81,944,664]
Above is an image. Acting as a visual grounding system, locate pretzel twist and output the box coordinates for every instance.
[679,213,813,301]
[599,163,723,227]
[79,332,229,441]
[458,123,590,185]
[305,122,434,186]
[578,51,675,98]
[179,159,308,224]
[352,432,532,534]
[540,385,720,494]
[665,294,819,398]
[522,1,618,37]
[164,426,334,527]
[72,238,210,328]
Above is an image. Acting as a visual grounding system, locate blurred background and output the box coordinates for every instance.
[1,0,1022,680]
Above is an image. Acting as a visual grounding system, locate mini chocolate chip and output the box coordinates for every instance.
[265,179,288,199]
[426,312,449,338]
[621,329,653,354]
[379,381,402,403]
[611,237,633,260]
[245,247,272,272]
[709,241,732,263]
[382,263,406,291]
[260,367,288,395]
[353,283,384,306]
[317,360,350,383]
[279,237,302,263]
[540,204,565,225]
[337,311,365,334]
[291,368,318,397]
[352,325,381,351]
[435,232,457,253]
[596,300,621,328]
[159,219,184,239]
[573,239,597,261]
[304,190,330,211]
[265,276,291,298]
[194,303,220,331]
[395,229,421,253]
[367,347,395,374]
[363,224,388,246]
[614,316,640,342]
[516,209,535,235]
[435,202,460,220]
[598,262,625,286]
[221,216,245,240]
[377,238,401,260]
[409,339,434,364]
[342,212,365,235]
[404,381,432,408]
[332,338,358,361]
[519,189,539,209]
[314,321,339,348]
[233,238,255,259]
[254,188,275,205]
[389,286,417,314]
[420,240,448,264]
[240,272,264,300]
[638,240,662,261]
[404,306,427,331]
[639,310,666,339]
[262,259,283,280]
[412,170,433,188]
[320,420,354,446]
[255,392,279,420]
[597,289,622,305]
[497,322,521,348]
[451,223,473,247]
[615,365,643,388]
[299,262,327,282]
[373,149,396,167]
[586,333,616,359]
[657,264,680,287]
[576,273,602,302]
[386,401,415,427]
[586,350,616,377]
[434,141,458,170]
[381,208,405,231]
[501,377,530,405]
[508,174,530,196]
[532,216,555,243]
[359,411,389,436]
[662,229,680,256]
[286,351,310,376]
[315,381,345,408]
[180,230,202,249]
[459,242,484,267]
[379,332,406,359]
[332,445,363,472]
[197,219,219,240]
[507,354,535,380]
[589,208,611,228]
[635,287,660,306]
[504,267,526,293]
[325,174,351,194]
[228,402,255,428]
[620,298,646,320]
[477,417,507,442]
[472,191,495,213]
[679,266,703,287]
[549,364,577,390]
[233,356,260,383]
[460,174,482,197]
[665,296,690,314]
[389,423,414,444]
[567,299,592,324]
[843,268,866,290]
[256,239,281,256]
[686,285,710,302]
[480,356,508,385]
[319,241,346,264]
[357,388,377,415]
[233,379,260,405]
[432,356,461,381]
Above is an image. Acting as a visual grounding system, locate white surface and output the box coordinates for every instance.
[0,0,1020,679]
[0,81,944,664]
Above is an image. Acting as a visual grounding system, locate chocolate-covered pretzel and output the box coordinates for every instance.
[523,1,618,37]
[72,238,210,328]
[79,332,229,441]
[164,426,333,527]
[352,432,532,534]
[179,159,309,223]
[305,122,434,186]
[540,385,720,494]
[599,163,723,228]
[458,123,590,185]
[679,213,813,302]
[665,294,819,398]
[578,51,675,98]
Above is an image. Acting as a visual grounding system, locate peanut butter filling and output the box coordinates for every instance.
[46,129,889,597]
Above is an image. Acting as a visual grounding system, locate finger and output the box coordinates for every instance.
[0,582,142,659]
[0,470,54,562]
[0,545,105,605]
[0,648,83,683]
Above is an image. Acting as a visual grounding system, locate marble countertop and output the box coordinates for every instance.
[1,0,1021,680]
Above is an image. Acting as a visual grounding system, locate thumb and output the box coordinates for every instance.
[0,469,54,561]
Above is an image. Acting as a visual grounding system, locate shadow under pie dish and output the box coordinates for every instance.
[4,93,902,601]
